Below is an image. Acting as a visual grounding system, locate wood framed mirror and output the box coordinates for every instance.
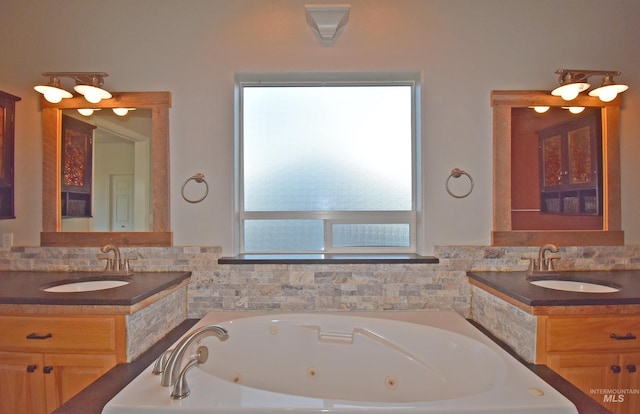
[41,92,172,246]
[491,90,623,246]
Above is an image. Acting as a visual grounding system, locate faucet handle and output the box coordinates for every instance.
[521,257,536,273]
[122,257,138,274]
[97,254,114,271]
[546,257,559,272]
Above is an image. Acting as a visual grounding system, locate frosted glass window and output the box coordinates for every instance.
[239,81,416,253]
[244,220,324,252]
[243,86,412,211]
[332,224,410,247]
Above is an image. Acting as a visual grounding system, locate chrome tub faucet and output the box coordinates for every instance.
[160,324,229,391]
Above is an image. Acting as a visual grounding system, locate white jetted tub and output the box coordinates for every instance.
[103,311,577,414]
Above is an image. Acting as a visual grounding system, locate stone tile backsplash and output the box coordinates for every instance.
[2,245,640,319]
[3,243,638,365]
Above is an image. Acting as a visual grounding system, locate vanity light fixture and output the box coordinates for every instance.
[35,72,112,104]
[113,107,135,116]
[529,106,550,113]
[77,107,134,117]
[551,69,628,102]
[305,4,350,45]
[77,108,100,116]
[588,74,629,102]
[563,106,586,114]
[33,75,73,103]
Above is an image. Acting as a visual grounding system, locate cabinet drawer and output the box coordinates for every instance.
[546,316,640,352]
[0,315,118,353]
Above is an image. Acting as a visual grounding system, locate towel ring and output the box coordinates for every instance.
[181,173,209,203]
[445,168,474,198]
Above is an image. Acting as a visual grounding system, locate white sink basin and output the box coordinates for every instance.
[529,279,619,293]
[43,279,130,293]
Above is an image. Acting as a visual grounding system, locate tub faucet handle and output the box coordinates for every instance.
[152,348,173,375]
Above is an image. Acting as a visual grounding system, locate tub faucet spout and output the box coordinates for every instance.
[161,324,228,387]
[538,243,559,272]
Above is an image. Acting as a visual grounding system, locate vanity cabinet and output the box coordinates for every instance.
[537,315,640,414]
[0,314,126,414]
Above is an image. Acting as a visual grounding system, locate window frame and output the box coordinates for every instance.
[235,73,421,254]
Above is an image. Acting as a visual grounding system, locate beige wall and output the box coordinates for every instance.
[1,0,639,255]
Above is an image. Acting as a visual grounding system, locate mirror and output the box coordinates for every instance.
[41,92,172,247]
[61,108,152,232]
[491,90,623,246]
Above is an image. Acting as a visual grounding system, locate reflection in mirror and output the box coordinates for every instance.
[511,107,602,230]
[491,90,623,246]
[41,92,172,247]
[61,109,152,232]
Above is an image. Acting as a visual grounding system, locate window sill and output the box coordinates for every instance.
[218,253,439,265]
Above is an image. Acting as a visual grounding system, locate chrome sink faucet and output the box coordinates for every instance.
[538,243,559,272]
[101,244,121,271]
[524,243,560,275]
[99,244,134,274]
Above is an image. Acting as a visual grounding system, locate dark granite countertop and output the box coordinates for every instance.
[0,271,191,306]
[467,270,640,306]
[219,253,439,264]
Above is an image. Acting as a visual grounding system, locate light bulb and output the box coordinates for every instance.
[35,84,72,103]
[83,90,102,104]
[560,86,580,101]
[532,106,550,114]
[113,108,129,116]
[568,106,585,114]
[44,91,63,103]
[598,88,618,102]
[77,108,95,116]
[552,81,590,101]
[74,84,112,104]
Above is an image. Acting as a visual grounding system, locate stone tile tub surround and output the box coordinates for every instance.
[1,245,639,320]
[470,285,538,362]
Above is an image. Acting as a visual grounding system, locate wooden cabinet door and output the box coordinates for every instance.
[547,352,619,412]
[0,351,47,414]
[618,352,640,414]
[43,353,116,413]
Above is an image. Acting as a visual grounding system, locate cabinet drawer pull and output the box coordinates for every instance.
[26,332,52,340]
[611,365,621,373]
[26,365,37,373]
[628,365,637,373]
[43,366,53,374]
[610,333,636,340]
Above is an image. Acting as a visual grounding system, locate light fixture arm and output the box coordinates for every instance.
[555,69,621,84]
[36,71,112,104]
[41,72,109,86]
[552,68,628,102]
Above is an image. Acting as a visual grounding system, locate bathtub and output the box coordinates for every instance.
[103,311,577,413]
